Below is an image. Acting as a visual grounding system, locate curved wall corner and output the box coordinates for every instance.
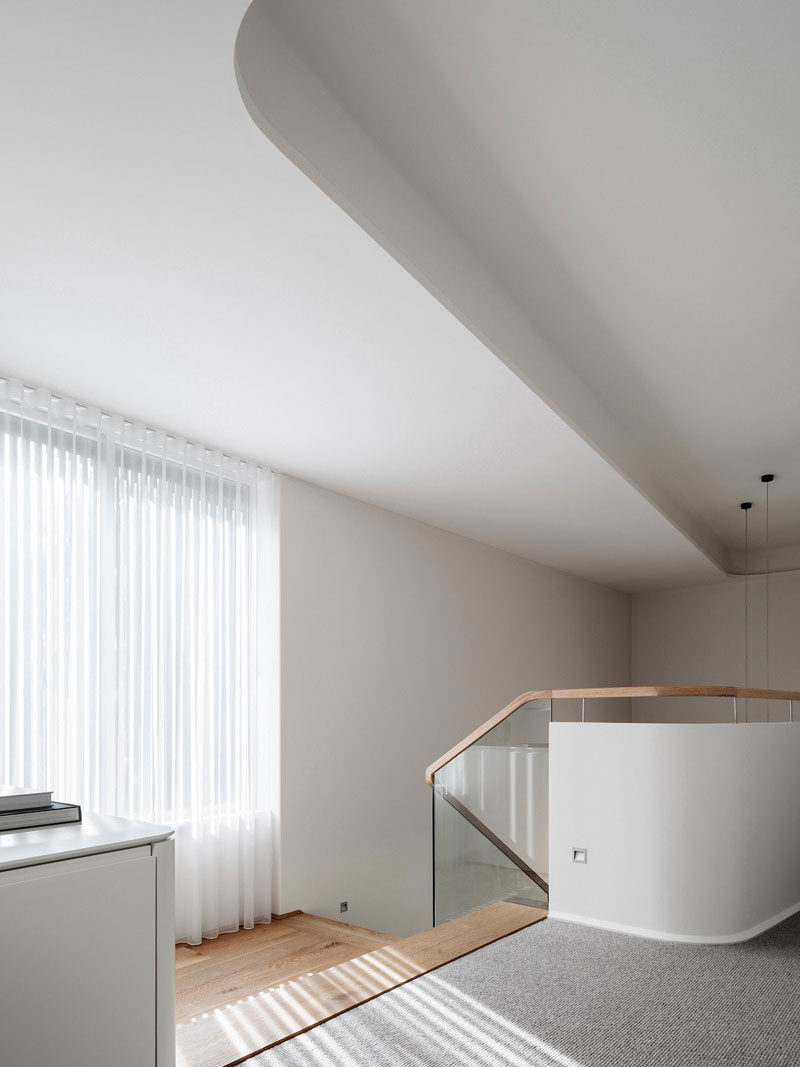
[233,3,301,166]
[233,1,730,579]
[549,722,800,943]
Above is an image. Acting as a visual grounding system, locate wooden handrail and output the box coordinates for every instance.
[426,691,544,786]
[734,688,800,701]
[425,685,800,785]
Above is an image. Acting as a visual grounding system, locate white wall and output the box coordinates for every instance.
[276,474,631,936]
[632,571,800,722]
[549,722,800,941]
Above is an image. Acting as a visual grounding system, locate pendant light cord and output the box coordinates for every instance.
[760,474,774,719]
[741,501,752,720]
[766,479,770,695]
[745,507,749,691]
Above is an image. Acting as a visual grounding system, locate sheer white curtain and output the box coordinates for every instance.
[0,379,274,944]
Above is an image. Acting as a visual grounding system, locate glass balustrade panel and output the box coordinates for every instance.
[432,697,551,924]
[433,787,548,925]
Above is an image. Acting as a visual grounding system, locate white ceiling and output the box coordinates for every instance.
[0,1,754,591]
[240,0,800,563]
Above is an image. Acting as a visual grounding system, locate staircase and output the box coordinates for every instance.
[427,694,551,925]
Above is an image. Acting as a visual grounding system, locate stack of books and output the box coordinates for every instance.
[0,785,82,832]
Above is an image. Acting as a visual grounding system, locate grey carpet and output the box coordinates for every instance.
[248,912,800,1066]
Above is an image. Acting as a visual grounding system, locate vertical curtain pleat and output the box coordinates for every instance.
[0,379,273,944]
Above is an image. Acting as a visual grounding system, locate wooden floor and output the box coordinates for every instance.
[176,903,546,1067]
[176,913,402,1024]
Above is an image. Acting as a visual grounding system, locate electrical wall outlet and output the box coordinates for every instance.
[340,900,348,913]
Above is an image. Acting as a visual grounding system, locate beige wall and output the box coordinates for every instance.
[632,571,800,722]
[276,474,631,935]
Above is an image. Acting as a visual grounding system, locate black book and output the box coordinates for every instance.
[0,802,82,832]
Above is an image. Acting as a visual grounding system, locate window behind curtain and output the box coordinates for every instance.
[0,380,273,943]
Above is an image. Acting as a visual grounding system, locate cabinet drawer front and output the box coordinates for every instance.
[0,851,156,1067]
[0,843,152,885]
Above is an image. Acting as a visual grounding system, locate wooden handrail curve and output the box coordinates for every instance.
[425,685,800,786]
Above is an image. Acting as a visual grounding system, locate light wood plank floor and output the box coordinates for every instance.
[176,913,402,1024]
[176,903,546,1067]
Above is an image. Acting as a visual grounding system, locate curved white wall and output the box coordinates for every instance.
[549,722,800,942]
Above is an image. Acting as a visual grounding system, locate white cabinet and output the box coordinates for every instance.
[0,815,175,1067]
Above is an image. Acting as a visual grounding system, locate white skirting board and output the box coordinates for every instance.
[548,898,800,945]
